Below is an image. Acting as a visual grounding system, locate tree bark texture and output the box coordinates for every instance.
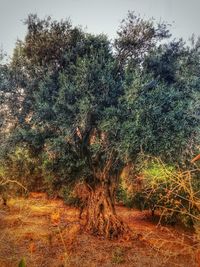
[85,180,129,239]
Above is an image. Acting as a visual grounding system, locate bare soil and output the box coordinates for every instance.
[0,194,199,267]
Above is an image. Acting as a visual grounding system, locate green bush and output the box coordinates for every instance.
[18,258,26,267]
[127,158,200,228]
[116,177,135,208]
[0,146,43,193]
[60,185,79,206]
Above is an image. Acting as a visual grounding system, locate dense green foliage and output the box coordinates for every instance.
[120,38,200,163]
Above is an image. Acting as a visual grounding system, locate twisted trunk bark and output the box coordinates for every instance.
[85,180,129,239]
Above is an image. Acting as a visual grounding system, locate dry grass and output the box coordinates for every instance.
[0,195,199,267]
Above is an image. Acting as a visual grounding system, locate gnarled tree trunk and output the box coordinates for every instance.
[85,179,129,239]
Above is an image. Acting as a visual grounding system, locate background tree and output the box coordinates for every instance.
[119,37,200,164]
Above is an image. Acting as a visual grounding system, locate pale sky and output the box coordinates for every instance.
[1,0,200,58]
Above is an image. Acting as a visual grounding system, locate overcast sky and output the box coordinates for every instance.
[1,0,200,58]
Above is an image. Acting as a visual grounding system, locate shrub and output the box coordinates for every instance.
[60,185,79,206]
[128,157,200,228]
[0,146,43,193]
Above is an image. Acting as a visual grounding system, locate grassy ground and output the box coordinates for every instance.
[0,194,199,267]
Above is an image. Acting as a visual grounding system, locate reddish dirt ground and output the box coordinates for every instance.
[0,195,199,267]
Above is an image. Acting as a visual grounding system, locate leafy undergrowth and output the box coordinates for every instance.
[0,194,199,267]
